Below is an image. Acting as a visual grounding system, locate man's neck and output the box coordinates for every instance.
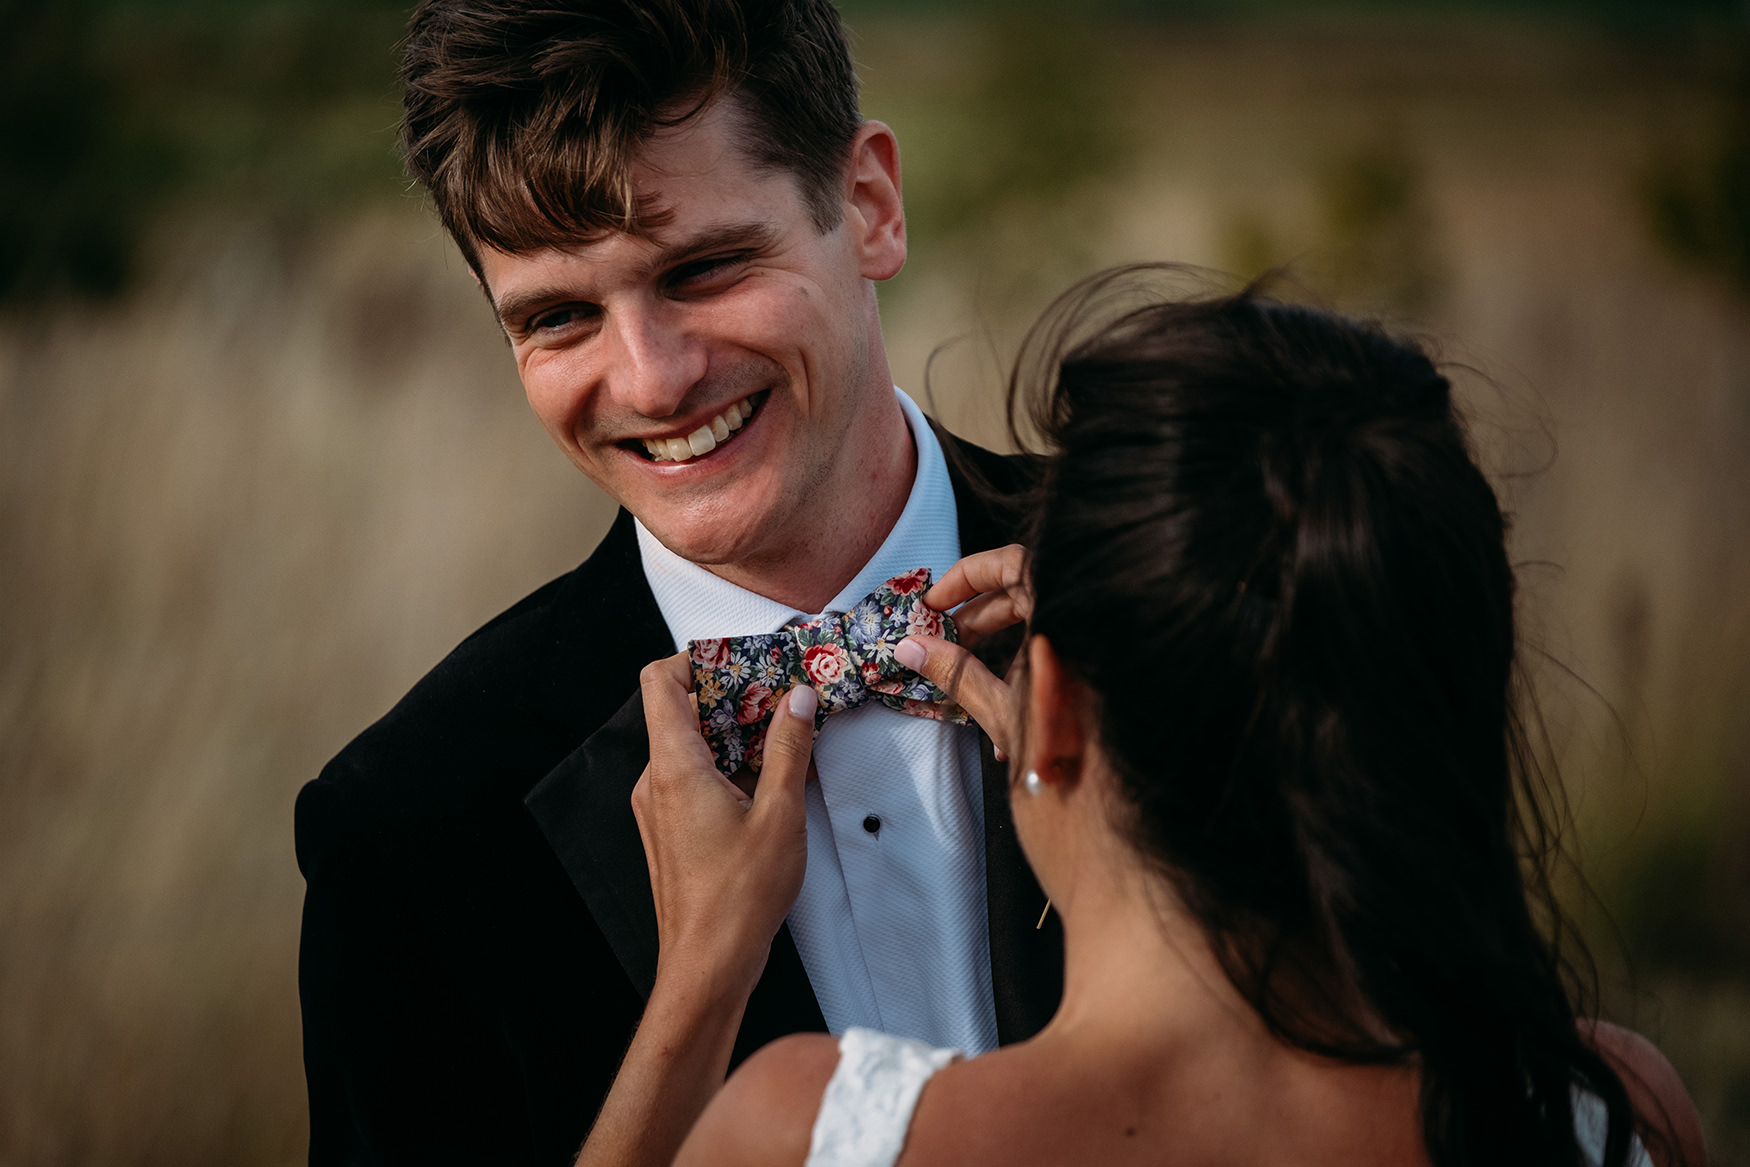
[706,393,918,614]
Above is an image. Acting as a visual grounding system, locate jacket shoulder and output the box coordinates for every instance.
[932,423,1036,554]
[296,510,664,869]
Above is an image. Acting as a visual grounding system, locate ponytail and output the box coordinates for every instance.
[1012,269,1642,1167]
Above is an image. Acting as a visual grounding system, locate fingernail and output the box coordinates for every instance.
[894,638,926,672]
[789,685,818,719]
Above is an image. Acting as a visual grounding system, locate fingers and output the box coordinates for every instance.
[925,544,1030,613]
[640,654,699,746]
[630,770,651,825]
[895,634,1013,759]
[750,686,817,829]
[925,545,1031,648]
[641,652,740,798]
[948,588,1030,645]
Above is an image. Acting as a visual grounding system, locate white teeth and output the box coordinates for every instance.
[641,393,759,463]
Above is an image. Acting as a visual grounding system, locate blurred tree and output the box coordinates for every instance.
[889,14,1135,296]
[1644,42,1750,294]
[846,0,1743,21]
[1217,137,1445,314]
[1610,798,1750,982]
[1319,138,1445,313]
[0,0,408,309]
[0,0,177,300]
[1220,212,1285,285]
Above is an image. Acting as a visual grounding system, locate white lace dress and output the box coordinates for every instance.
[803,1028,1651,1167]
[804,1029,961,1167]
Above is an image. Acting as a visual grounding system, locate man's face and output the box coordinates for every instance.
[477,102,905,573]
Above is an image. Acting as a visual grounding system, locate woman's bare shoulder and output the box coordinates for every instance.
[673,1033,842,1167]
[1583,1020,1709,1167]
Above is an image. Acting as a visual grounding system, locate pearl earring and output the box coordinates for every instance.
[1023,770,1044,796]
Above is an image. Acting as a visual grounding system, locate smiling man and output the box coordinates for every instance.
[294,2,1060,1165]
[483,95,915,610]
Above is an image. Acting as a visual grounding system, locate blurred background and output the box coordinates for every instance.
[1,0,1746,1162]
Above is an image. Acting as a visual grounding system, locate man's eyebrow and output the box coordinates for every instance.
[652,221,781,268]
[494,285,581,331]
[491,221,782,331]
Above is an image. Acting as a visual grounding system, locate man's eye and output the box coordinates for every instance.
[671,255,746,287]
[530,306,595,334]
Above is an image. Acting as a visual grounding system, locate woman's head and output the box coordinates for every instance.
[1011,269,1636,1167]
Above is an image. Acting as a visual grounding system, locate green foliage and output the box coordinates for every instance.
[0,2,175,299]
[904,24,1121,235]
[878,16,1135,298]
[1607,794,1750,982]
[6,0,1742,307]
[842,0,1741,22]
[0,0,407,306]
[1219,139,1444,313]
[1318,140,1444,311]
[1645,57,1750,294]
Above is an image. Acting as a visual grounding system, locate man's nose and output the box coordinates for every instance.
[603,301,707,420]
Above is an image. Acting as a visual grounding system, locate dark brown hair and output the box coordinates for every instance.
[399,0,862,272]
[1012,268,1644,1167]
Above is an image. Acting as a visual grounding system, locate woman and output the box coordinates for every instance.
[663,274,1707,1167]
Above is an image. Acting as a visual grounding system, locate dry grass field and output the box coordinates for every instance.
[1,11,1747,1166]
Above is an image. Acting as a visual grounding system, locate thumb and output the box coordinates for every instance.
[641,653,718,776]
[895,634,1013,758]
[750,685,817,828]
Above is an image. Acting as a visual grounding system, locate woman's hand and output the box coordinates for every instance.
[575,659,817,1167]
[894,544,1032,760]
[633,653,815,1005]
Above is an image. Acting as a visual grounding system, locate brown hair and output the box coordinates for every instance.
[1009,267,1645,1167]
[399,0,863,273]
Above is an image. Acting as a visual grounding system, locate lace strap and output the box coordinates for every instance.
[1574,1088,1654,1167]
[805,1028,962,1167]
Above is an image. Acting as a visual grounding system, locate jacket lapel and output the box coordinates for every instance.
[523,511,825,1047]
[977,737,1064,1043]
[934,427,1064,1044]
[525,686,661,993]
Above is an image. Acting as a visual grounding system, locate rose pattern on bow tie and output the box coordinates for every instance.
[689,567,970,775]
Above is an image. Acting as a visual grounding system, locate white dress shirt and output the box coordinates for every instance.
[635,387,999,1055]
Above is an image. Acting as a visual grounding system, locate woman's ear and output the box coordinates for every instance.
[1024,635,1085,785]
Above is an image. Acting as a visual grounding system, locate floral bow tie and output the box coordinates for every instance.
[689,567,970,776]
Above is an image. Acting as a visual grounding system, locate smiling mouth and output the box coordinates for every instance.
[632,390,769,464]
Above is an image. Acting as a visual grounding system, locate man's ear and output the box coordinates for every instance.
[1024,635,1085,786]
[843,120,905,282]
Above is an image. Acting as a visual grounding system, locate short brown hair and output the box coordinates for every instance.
[399,0,862,272]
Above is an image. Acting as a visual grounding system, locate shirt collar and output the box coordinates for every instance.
[636,387,963,651]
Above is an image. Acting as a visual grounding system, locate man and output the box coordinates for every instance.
[295,1,1061,1163]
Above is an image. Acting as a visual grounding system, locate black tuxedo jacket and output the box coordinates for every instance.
[295,429,1062,1166]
